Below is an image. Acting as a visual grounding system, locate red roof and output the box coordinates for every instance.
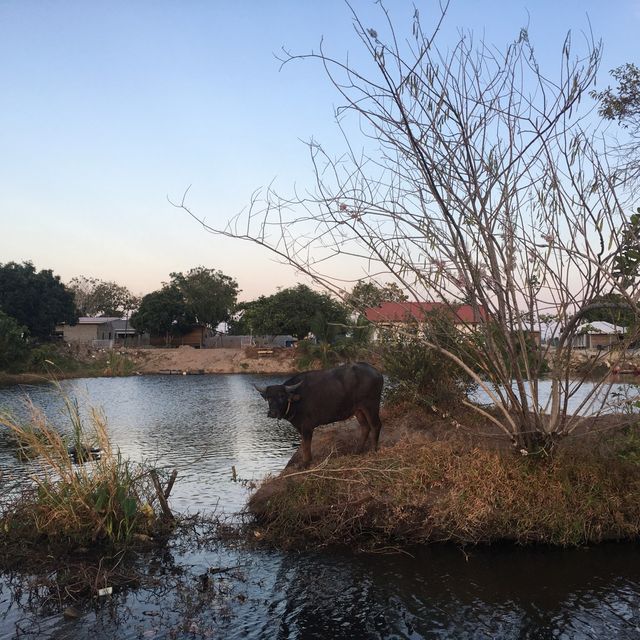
[363,301,482,325]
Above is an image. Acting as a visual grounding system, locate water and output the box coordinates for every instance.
[0,375,298,514]
[472,377,640,415]
[1,375,639,639]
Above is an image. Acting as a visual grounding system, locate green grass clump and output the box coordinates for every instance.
[616,424,640,465]
[103,351,136,376]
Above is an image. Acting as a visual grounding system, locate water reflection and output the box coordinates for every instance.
[472,377,640,415]
[0,375,299,513]
[245,544,640,639]
[1,375,640,639]
[2,540,638,640]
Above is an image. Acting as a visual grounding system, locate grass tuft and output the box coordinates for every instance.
[0,389,173,551]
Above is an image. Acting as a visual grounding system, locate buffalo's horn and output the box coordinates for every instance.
[284,381,303,393]
[253,384,267,395]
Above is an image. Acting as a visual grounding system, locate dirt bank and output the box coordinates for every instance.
[128,346,299,376]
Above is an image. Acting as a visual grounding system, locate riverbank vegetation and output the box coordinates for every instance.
[0,387,243,612]
[248,405,640,550]
[0,391,177,569]
[0,342,138,386]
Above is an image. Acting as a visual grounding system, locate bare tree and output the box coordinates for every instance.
[178,3,639,452]
[68,276,138,318]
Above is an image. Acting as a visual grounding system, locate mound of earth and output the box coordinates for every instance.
[247,404,639,549]
[129,346,299,375]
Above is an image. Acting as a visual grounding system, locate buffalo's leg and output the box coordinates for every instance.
[361,407,382,451]
[300,427,313,468]
[354,410,371,453]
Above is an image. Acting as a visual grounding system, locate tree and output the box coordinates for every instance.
[68,276,138,317]
[89,281,137,317]
[592,63,640,182]
[0,310,29,370]
[234,284,348,340]
[183,5,639,451]
[0,261,76,340]
[169,267,239,330]
[67,275,99,315]
[612,208,640,289]
[580,293,637,327]
[130,285,194,344]
[345,280,408,310]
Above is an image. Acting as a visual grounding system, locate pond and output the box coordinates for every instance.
[472,377,640,415]
[1,375,639,639]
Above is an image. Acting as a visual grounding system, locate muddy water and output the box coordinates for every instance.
[1,375,639,639]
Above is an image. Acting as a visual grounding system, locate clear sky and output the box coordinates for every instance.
[1,0,638,301]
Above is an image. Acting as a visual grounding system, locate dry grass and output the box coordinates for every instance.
[248,424,640,550]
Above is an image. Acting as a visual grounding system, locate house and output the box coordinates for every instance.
[363,301,483,341]
[572,321,626,349]
[55,317,137,347]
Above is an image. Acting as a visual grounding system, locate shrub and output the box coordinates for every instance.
[28,343,82,374]
[381,312,477,408]
[0,310,29,371]
[295,338,366,369]
[103,351,136,376]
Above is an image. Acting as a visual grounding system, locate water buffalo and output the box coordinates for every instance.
[254,362,383,468]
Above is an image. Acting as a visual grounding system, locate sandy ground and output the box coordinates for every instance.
[126,346,299,376]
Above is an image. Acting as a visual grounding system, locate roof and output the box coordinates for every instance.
[110,319,137,333]
[77,316,123,325]
[364,301,482,324]
[576,321,627,335]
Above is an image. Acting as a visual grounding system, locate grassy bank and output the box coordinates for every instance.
[0,344,137,386]
[248,408,640,549]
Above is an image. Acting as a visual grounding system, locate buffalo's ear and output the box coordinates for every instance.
[288,393,301,402]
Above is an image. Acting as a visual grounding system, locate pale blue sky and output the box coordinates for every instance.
[1,0,638,300]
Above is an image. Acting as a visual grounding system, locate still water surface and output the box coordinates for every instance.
[1,375,639,639]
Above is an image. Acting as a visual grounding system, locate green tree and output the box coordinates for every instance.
[169,267,239,330]
[0,262,76,340]
[581,293,637,327]
[0,310,29,370]
[345,280,408,310]
[88,281,137,317]
[593,63,640,126]
[234,284,348,339]
[612,209,640,290]
[592,63,640,180]
[130,285,194,344]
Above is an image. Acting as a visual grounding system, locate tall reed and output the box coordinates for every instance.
[1,389,170,547]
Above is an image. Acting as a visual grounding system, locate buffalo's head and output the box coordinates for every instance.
[254,381,302,419]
